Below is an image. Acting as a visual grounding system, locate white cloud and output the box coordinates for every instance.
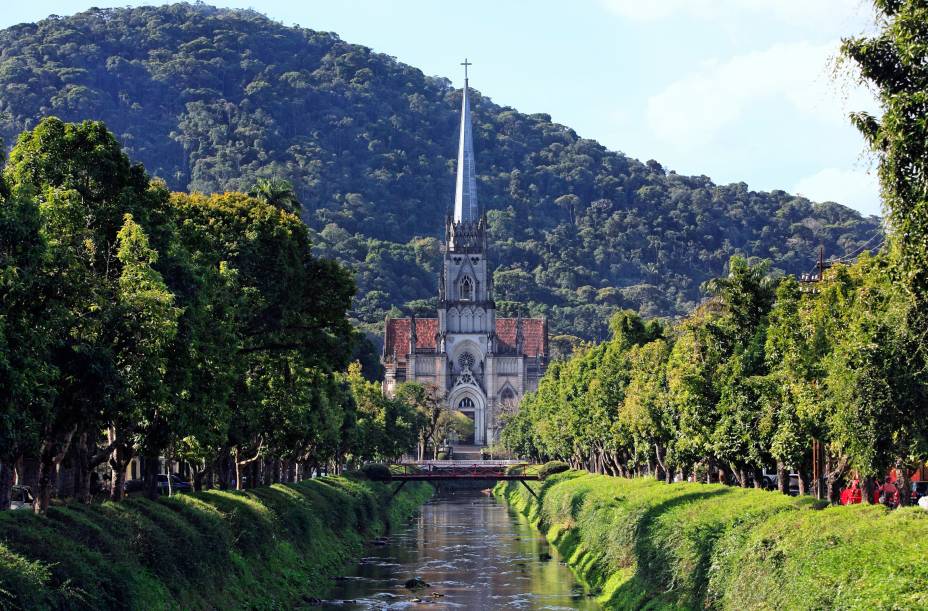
[794,167,881,216]
[645,40,875,148]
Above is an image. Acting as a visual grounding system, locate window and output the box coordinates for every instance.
[461,276,473,300]
[458,397,475,411]
[458,352,475,370]
[501,388,516,406]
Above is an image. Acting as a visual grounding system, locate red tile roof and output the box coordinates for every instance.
[384,318,438,362]
[384,317,547,361]
[495,318,547,357]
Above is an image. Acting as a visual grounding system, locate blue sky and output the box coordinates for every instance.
[2,1,883,217]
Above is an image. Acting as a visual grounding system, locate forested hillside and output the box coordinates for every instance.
[0,3,882,340]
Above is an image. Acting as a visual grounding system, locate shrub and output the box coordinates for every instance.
[360,463,392,481]
[0,477,431,609]
[495,472,928,610]
[436,451,449,460]
[537,461,570,478]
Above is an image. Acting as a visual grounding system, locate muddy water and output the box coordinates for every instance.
[318,491,600,610]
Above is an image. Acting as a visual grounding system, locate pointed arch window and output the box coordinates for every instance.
[458,397,475,411]
[460,276,473,301]
[500,388,516,406]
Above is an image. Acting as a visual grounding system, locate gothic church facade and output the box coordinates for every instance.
[382,69,548,446]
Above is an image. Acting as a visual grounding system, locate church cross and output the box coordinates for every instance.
[461,58,472,81]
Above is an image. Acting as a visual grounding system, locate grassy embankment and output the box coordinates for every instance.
[496,471,928,610]
[0,476,432,610]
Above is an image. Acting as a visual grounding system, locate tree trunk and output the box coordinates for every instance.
[0,460,14,510]
[752,467,763,489]
[797,467,810,496]
[193,465,205,492]
[654,446,668,482]
[144,453,161,501]
[862,475,876,504]
[776,461,787,494]
[899,467,911,507]
[234,448,242,490]
[72,431,90,502]
[35,424,76,514]
[109,444,131,502]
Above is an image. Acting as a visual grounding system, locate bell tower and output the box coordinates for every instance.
[438,60,496,340]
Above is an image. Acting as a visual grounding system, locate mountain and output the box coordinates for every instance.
[0,3,882,340]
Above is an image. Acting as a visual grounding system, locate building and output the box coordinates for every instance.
[382,66,549,447]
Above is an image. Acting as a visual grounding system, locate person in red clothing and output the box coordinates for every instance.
[876,477,900,508]
[840,478,863,505]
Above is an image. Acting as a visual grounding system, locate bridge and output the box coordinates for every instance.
[390,460,540,498]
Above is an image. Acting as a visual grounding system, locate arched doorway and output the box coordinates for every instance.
[456,397,476,444]
[448,386,487,446]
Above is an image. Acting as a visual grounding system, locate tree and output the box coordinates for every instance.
[3,117,173,512]
[0,183,53,510]
[621,339,673,481]
[345,361,416,463]
[248,178,301,214]
[395,382,445,461]
[109,214,181,501]
[843,0,928,310]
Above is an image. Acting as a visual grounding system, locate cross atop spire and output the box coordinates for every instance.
[453,59,478,223]
[461,58,472,82]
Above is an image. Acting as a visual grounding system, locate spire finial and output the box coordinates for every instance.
[461,58,472,82]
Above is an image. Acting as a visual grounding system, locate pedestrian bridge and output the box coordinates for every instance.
[389,460,540,497]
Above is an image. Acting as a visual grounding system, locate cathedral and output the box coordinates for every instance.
[382,66,549,447]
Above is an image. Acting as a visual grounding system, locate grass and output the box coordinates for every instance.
[495,471,928,610]
[0,477,432,610]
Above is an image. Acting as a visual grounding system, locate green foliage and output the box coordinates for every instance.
[0,4,881,340]
[344,361,417,463]
[537,461,570,478]
[496,472,928,610]
[503,254,928,494]
[0,116,408,509]
[359,463,392,481]
[843,0,928,309]
[0,476,432,609]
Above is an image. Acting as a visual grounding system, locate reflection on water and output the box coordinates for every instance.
[318,491,600,610]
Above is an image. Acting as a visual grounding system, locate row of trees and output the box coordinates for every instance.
[501,252,928,503]
[0,117,435,513]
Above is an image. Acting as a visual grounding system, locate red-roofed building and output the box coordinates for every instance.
[382,72,548,447]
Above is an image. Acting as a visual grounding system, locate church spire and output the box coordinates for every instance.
[453,59,478,223]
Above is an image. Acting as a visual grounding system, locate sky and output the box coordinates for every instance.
[1,0,884,217]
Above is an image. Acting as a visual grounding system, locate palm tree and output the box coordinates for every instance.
[248,178,301,214]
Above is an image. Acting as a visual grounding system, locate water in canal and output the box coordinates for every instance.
[318,490,600,610]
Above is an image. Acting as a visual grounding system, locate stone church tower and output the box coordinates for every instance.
[382,66,548,447]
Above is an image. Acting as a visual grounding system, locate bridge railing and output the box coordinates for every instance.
[399,459,527,468]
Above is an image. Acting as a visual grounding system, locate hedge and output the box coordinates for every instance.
[495,471,928,610]
[0,477,432,610]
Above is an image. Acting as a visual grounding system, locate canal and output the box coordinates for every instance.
[319,490,600,609]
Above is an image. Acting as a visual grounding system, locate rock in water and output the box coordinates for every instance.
[404,577,430,590]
